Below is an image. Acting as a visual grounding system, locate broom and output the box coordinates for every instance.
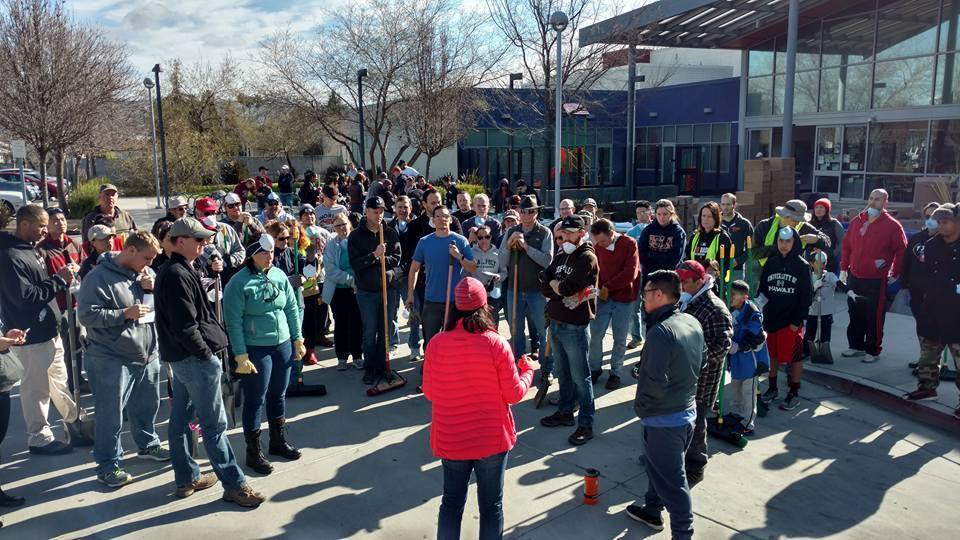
[285,231,327,397]
[368,225,407,396]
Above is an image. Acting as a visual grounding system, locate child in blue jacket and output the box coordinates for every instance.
[726,280,770,434]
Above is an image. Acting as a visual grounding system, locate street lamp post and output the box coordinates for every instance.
[550,11,568,216]
[508,73,521,184]
[151,64,171,210]
[357,68,368,171]
[143,78,162,209]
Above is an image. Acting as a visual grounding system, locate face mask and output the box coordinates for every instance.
[561,242,577,254]
[397,220,408,233]
[866,207,880,218]
[680,292,693,304]
[926,218,939,231]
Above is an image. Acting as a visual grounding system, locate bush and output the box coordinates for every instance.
[0,201,12,230]
[66,177,109,218]
[435,182,487,201]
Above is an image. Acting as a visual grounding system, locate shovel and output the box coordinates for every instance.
[65,287,96,443]
[213,274,241,428]
[808,285,834,365]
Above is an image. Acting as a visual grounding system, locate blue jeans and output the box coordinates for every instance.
[357,289,389,374]
[240,341,293,432]
[630,297,645,342]
[168,356,245,491]
[551,321,594,427]
[642,423,694,540]
[505,290,548,371]
[390,280,421,355]
[438,451,508,540]
[589,299,632,376]
[87,353,161,474]
[279,192,294,207]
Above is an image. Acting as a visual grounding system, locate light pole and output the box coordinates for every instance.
[550,11,568,215]
[357,68,368,171]
[151,64,171,210]
[508,73,522,184]
[143,77,162,209]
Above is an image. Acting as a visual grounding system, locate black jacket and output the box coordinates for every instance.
[348,218,401,293]
[155,252,229,362]
[389,217,416,278]
[634,303,704,419]
[0,232,67,344]
[758,228,813,332]
[541,242,598,326]
[917,235,960,341]
[754,215,829,265]
[902,228,934,295]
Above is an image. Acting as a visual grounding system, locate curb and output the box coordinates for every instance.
[804,366,960,437]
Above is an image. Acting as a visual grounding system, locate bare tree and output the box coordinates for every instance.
[0,0,131,209]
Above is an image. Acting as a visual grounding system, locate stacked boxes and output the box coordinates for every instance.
[737,158,796,223]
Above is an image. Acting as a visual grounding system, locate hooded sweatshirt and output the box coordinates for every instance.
[638,219,686,281]
[540,241,598,325]
[0,231,68,344]
[758,228,813,332]
[223,264,302,356]
[841,210,907,280]
[596,234,640,303]
[809,199,846,273]
[76,253,158,364]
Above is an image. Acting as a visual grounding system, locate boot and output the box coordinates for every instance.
[244,429,273,475]
[268,418,301,460]
[302,349,318,366]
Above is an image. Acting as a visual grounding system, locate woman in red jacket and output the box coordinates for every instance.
[423,277,537,540]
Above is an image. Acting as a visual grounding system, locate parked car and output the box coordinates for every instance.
[0,168,63,198]
[0,188,28,216]
[0,173,49,199]
[0,179,41,201]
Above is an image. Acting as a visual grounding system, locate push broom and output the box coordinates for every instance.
[368,225,407,396]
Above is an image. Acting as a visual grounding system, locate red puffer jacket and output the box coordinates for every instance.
[423,322,534,460]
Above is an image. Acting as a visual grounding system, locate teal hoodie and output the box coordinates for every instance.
[223,263,302,356]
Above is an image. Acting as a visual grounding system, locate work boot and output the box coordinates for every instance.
[66,420,94,447]
[302,349,318,366]
[175,472,218,498]
[244,429,273,475]
[268,418,301,460]
[540,411,575,428]
[222,484,266,507]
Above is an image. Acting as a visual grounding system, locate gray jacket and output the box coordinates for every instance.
[76,253,158,364]
[471,245,507,286]
[634,303,704,419]
[322,236,355,304]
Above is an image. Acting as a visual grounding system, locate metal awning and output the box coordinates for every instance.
[580,0,837,49]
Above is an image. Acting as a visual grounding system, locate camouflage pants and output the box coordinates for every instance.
[917,337,960,391]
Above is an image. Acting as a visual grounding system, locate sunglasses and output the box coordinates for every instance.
[268,201,280,206]
[477,235,491,240]
[226,203,241,209]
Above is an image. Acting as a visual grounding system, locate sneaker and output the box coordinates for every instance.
[842,349,866,358]
[223,484,266,507]
[97,467,133,488]
[903,388,938,401]
[28,440,72,455]
[627,338,644,349]
[176,472,219,498]
[353,357,365,370]
[862,355,880,364]
[137,445,171,462]
[540,411,575,428]
[409,355,422,363]
[760,387,779,405]
[624,504,664,531]
[605,374,622,390]
[738,425,755,437]
[336,358,349,371]
[591,370,602,385]
[568,426,593,446]
[780,392,800,411]
[389,344,399,355]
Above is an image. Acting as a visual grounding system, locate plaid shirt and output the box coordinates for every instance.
[683,288,733,406]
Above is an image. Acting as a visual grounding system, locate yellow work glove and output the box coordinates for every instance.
[293,339,306,361]
[234,354,258,375]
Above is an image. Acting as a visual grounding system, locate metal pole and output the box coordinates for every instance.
[152,64,171,210]
[147,87,162,209]
[554,30,563,214]
[626,44,637,199]
[18,158,26,206]
[358,72,366,171]
[781,0,799,157]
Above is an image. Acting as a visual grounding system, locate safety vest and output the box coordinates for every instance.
[758,215,805,267]
[689,230,720,262]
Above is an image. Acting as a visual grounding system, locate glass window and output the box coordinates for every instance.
[700,144,714,172]
[795,70,820,113]
[866,175,916,203]
[840,174,865,199]
[815,175,840,194]
[637,145,658,170]
[712,123,730,143]
[935,52,960,104]
[822,6,876,67]
[873,57,934,108]
[715,144,730,173]
[844,64,873,111]
[929,119,960,174]
[487,130,509,147]
[648,126,662,144]
[843,125,867,172]
[662,125,676,143]
[463,130,485,147]
[747,76,773,116]
[636,127,647,144]
[596,129,612,144]
[820,68,842,112]
[941,0,960,52]
[748,40,775,76]
[875,0,939,60]
[817,127,842,172]
[676,125,693,143]
[867,121,929,173]
[748,129,771,159]
[777,22,822,73]
[694,124,711,143]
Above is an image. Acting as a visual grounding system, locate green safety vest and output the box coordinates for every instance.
[689,231,720,262]
[758,215,805,267]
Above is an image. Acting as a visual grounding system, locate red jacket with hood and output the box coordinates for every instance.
[841,210,907,280]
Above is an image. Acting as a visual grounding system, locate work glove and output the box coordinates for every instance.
[293,339,306,361]
[234,354,258,375]
[839,270,848,285]
[729,342,739,355]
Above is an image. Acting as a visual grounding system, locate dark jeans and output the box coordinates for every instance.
[422,301,447,346]
[438,451,508,540]
[551,321,594,427]
[331,287,363,361]
[684,403,708,476]
[302,294,329,350]
[240,341,293,432]
[643,423,694,540]
[357,289,389,375]
[846,275,885,356]
[168,356,245,491]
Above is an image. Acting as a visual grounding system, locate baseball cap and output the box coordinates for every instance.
[299,204,316,217]
[246,234,275,258]
[560,215,585,231]
[88,224,115,242]
[46,207,64,216]
[266,192,281,203]
[676,260,706,282]
[169,217,216,240]
[582,197,598,208]
[223,193,241,205]
[502,210,520,222]
[99,183,118,194]
[195,197,218,215]
[280,164,290,171]
[168,195,188,208]
[455,277,487,311]
[365,196,385,210]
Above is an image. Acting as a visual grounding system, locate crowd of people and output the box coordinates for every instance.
[0,164,957,538]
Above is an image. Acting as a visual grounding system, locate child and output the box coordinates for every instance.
[805,250,839,364]
[726,280,770,435]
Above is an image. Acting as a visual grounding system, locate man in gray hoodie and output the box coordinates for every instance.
[77,231,170,488]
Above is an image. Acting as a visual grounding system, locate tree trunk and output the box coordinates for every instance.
[38,151,49,208]
[424,154,433,181]
[91,156,98,178]
[85,154,92,181]
[55,150,67,210]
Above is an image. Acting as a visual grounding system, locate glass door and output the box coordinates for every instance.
[814,126,842,196]
[660,144,675,185]
[677,145,701,195]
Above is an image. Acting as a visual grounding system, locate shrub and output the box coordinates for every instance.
[66,178,109,218]
[435,182,487,201]
[0,200,12,230]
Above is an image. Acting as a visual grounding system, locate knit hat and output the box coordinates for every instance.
[455,277,487,311]
[813,197,832,214]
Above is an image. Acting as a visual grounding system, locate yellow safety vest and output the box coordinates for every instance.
[758,215,805,267]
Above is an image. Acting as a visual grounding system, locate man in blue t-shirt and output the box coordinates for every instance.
[407,204,476,345]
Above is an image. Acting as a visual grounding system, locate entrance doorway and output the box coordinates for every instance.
[677,145,701,195]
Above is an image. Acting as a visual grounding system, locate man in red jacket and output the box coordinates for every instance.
[588,219,639,390]
[840,189,907,363]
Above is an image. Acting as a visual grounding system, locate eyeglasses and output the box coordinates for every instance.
[268,201,280,206]
[276,236,291,241]
[642,287,661,297]
[477,235,491,240]
[520,209,537,215]
[226,203,241,209]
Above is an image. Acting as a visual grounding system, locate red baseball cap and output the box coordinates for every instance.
[676,260,706,282]
[195,197,218,215]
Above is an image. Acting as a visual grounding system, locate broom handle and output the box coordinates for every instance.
[379,225,390,372]
[510,249,519,354]
[719,245,727,304]
[65,286,82,408]
[443,241,454,330]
